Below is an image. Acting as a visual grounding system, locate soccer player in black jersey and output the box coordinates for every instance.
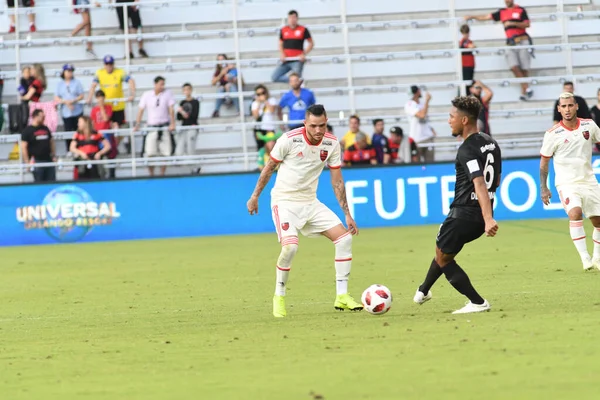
[414,96,502,314]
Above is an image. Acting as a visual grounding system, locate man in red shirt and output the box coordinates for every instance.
[90,90,118,178]
[271,10,314,83]
[343,132,377,166]
[465,1,533,101]
[459,24,476,94]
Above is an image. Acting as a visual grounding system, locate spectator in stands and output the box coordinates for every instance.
[87,55,136,148]
[135,76,176,177]
[70,116,111,180]
[251,84,279,149]
[405,86,436,163]
[111,0,148,58]
[7,0,36,33]
[72,1,99,58]
[90,90,118,178]
[55,64,84,140]
[257,131,282,171]
[20,110,56,182]
[465,1,533,101]
[470,80,494,135]
[590,88,600,127]
[18,66,33,102]
[176,83,200,156]
[552,81,590,125]
[279,73,315,129]
[371,119,390,164]
[211,54,240,118]
[459,24,476,94]
[343,132,377,166]
[272,10,314,83]
[21,63,46,103]
[341,115,371,150]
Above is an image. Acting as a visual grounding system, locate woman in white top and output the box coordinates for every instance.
[251,84,279,149]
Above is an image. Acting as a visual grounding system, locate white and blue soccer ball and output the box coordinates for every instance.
[361,284,392,315]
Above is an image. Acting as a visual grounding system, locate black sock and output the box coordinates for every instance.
[442,260,485,305]
[419,259,443,294]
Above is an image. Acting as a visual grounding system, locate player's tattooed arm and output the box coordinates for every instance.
[540,156,552,205]
[251,158,278,198]
[330,169,350,216]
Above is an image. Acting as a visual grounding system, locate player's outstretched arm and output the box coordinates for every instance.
[330,168,358,235]
[473,176,498,237]
[247,158,279,215]
[540,156,552,205]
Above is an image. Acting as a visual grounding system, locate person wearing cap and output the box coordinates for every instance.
[388,126,418,164]
[343,132,377,166]
[404,85,436,163]
[55,64,85,150]
[87,55,136,146]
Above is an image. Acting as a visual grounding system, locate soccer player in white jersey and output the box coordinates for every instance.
[540,92,600,271]
[246,104,363,317]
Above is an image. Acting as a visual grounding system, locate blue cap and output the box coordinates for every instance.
[62,64,75,72]
[103,55,115,64]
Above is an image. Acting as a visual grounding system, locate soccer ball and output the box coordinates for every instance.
[361,284,392,315]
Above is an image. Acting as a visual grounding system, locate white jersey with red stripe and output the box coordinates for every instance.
[540,118,600,188]
[270,127,342,203]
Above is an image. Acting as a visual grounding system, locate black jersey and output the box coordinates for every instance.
[449,132,502,222]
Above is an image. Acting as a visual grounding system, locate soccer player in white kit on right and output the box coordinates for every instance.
[540,92,600,271]
[246,104,363,317]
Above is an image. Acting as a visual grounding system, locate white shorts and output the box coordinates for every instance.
[558,184,600,217]
[271,200,342,241]
[144,129,173,157]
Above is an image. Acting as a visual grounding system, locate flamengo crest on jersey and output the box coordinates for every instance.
[540,119,600,188]
[270,127,342,203]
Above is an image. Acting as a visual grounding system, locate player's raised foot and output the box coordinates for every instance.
[273,295,287,318]
[452,300,491,315]
[413,289,432,305]
[583,257,594,271]
[334,293,363,311]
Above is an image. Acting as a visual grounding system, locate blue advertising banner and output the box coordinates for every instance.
[1,156,596,246]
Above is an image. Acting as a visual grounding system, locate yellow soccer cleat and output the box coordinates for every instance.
[273,295,287,318]
[334,293,364,311]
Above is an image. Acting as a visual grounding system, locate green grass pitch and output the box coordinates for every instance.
[1,219,599,399]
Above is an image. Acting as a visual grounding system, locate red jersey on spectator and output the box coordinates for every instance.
[388,141,400,162]
[280,25,312,58]
[29,79,44,102]
[90,105,113,132]
[73,132,104,156]
[459,38,475,68]
[343,144,377,165]
[491,5,529,40]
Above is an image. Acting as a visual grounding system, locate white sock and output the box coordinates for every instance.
[569,220,589,260]
[334,232,353,296]
[593,228,600,259]
[275,237,298,296]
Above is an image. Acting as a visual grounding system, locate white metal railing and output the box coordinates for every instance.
[0,0,593,181]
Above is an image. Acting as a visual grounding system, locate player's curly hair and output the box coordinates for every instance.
[451,96,481,122]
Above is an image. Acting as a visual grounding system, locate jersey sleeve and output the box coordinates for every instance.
[540,131,557,158]
[93,70,100,84]
[304,27,312,40]
[270,135,291,163]
[328,142,342,169]
[520,8,530,22]
[457,145,484,181]
[592,121,600,143]
[491,10,501,21]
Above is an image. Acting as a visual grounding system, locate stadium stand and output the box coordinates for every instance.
[0,0,598,182]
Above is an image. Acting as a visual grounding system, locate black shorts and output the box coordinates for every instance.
[8,0,34,8]
[111,110,126,125]
[115,2,142,30]
[436,217,485,255]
